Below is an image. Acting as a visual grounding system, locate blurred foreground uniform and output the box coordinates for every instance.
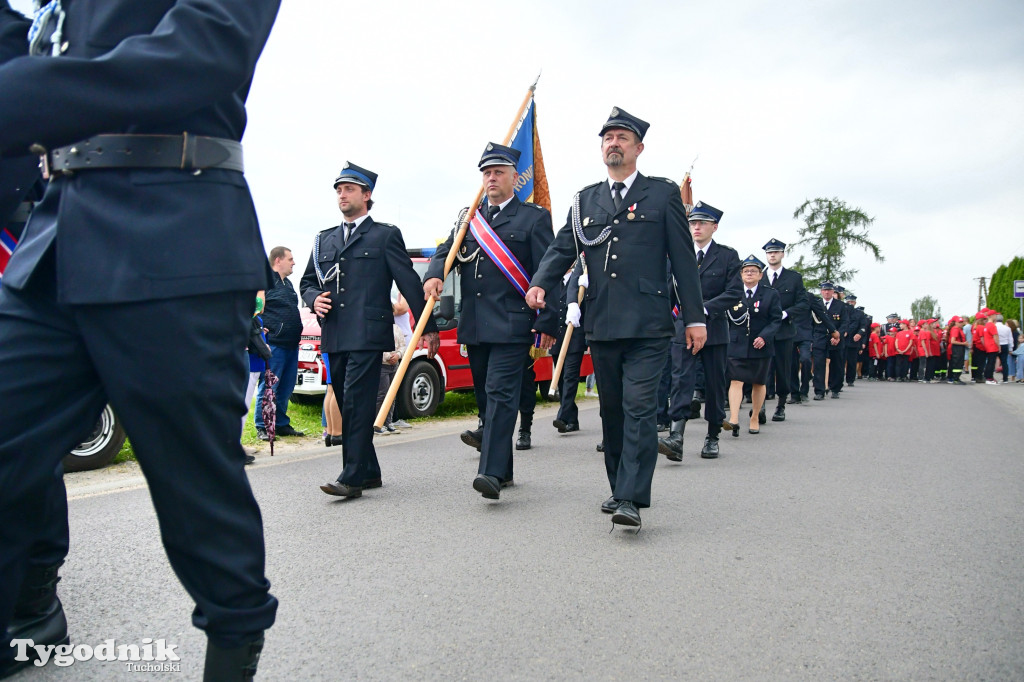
[0,2,281,678]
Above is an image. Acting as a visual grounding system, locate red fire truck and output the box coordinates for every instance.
[293,247,593,418]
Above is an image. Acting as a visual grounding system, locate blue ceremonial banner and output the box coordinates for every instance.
[509,98,550,211]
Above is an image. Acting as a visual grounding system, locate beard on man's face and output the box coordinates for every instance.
[604,149,623,166]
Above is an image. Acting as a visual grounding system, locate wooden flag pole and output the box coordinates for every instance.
[548,270,587,397]
[375,74,541,428]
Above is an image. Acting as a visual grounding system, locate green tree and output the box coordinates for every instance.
[910,296,941,321]
[789,197,883,289]
[987,256,1024,323]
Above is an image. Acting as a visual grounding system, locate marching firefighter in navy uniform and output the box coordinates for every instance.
[0,2,283,679]
[304,163,440,499]
[812,282,849,399]
[527,107,706,529]
[658,201,742,461]
[725,255,783,434]
[760,238,808,421]
[424,143,558,500]
[842,292,868,387]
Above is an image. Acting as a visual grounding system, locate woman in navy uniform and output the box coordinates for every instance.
[303,163,440,499]
[424,143,558,500]
[725,256,783,435]
[528,107,706,529]
[0,2,282,678]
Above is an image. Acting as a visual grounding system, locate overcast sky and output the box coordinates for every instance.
[14,0,1024,319]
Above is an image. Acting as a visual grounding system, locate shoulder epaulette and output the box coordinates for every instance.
[523,201,547,211]
[581,181,603,191]
[375,222,398,229]
[319,225,336,234]
[717,242,739,255]
[650,176,678,187]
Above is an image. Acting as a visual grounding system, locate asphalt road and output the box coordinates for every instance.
[17,382,1024,681]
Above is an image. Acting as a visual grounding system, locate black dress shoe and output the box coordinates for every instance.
[553,418,580,433]
[244,455,256,465]
[730,423,739,438]
[611,501,641,527]
[324,434,331,447]
[596,441,604,452]
[658,419,685,461]
[758,407,767,424]
[786,395,799,404]
[330,435,343,446]
[831,391,840,399]
[276,424,305,437]
[256,426,269,441]
[460,428,483,451]
[319,481,362,498]
[516,429,532,450]
[2,564,69,679]
[363,478,382,489]
[813,393,825,401]
[473,474,501,499]
[701,435,720,458]
[772,406,786,422]
[601,496,621,513]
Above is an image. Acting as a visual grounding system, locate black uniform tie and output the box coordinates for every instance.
[611,181,625,211]
[487,205,499,223]
[696,249,704,267]
[771,271,778,287]
[746,289,754,301]
[343,222,355,244]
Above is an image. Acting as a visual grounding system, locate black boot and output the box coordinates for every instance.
[657,419,685,462]
[1,563,69,679]
[772,398,786,422]
[516,413,532,450]
[203,635,264,681]
[701,429,720,459]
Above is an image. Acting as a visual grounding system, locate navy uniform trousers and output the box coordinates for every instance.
[812,341,845,395]
[555,343,586,426]
[328,351,385,486]
[591,337,670,508]
[669,323,728,431]
[468,343,525,482]
[0,281,277,653]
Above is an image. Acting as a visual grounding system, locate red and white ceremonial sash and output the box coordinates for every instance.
[468,208,531,297]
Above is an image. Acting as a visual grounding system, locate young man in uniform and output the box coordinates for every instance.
[812,282,848,399]
[303,163,440,499]
[760,238,808,421]
[658,201,742,460]
[527,107,706,528]
[424,144,557,499]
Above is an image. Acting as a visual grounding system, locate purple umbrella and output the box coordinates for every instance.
[261,369,279,456]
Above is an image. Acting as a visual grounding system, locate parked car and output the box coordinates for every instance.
[292,247,594,418]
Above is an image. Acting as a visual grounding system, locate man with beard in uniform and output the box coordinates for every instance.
[658,201,741,461]
[305,163,440,499]
[812,282,849,399]
[528,107,706,529]
[760,238,807,422]
[0,2,282,678]
[842,293,868,387]
[424,143,558,500]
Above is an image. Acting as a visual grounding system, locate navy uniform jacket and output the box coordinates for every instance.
[687,240,742,346]
[300,216,436,353]
[426,196,558,345]
[727,286,783,359]
[761,267,808,341]
[532,173,704,340]
[845,304,868,346]
[0,0,281,304]
[806,293,837,336]
[814,296,847,348]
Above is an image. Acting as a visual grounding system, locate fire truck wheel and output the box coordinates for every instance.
[63,404,126,472]
[396,360,441,419]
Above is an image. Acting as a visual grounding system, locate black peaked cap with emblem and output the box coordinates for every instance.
[762,238,786,252]
[598,106,650,140]
[689,201,723,223]
[333,161,377,191]
[740,254,766,270]
[478,142,521,170]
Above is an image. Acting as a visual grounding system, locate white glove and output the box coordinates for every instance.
[578,273,589,290]
[565,302,582,328]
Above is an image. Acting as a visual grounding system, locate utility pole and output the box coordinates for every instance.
[975,276,988,311]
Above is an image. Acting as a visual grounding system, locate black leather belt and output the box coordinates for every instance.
[44,133,244,175]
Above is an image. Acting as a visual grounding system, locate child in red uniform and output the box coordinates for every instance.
[971,313,988,382]
[982,309,1000,383]
[895,320,915,381]
[946,317,968,384]
[884,326,899,380]
[868,323,883,380]
[929,319,944,381]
